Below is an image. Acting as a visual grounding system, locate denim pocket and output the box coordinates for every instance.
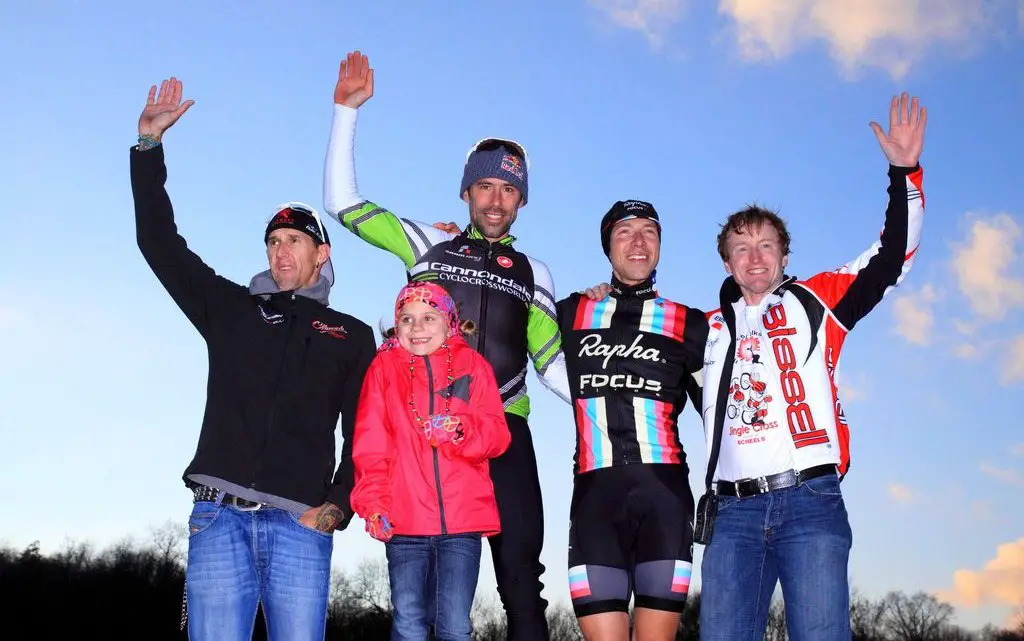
[187,501,223,538]
[286,511,334,539]
[801,473,843,497]
[716,495,741,512]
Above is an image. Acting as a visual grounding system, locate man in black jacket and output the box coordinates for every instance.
[131,77,375,641]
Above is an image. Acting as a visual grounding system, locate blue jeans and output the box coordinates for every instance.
[386,534,482,641]
[185,500,333,641]
[699,473,853,641]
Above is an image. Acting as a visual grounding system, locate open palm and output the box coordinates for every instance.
[138,78,194,138]
[334,50,375,108]
[870,93,927,168]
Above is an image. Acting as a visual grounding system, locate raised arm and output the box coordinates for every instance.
[802,93,927,329]
[132,78,241,336]
[323,51,452,269]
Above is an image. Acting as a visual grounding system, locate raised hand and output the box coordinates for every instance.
[138,78,194,139]
[335,50,375,108]
[870,93,927,168]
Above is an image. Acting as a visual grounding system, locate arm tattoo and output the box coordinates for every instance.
[313,503,344,532]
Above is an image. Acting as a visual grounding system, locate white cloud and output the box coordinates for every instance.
[837,370,868,402]
[893,284,939,345]
[1012,443,1024,457]
[953,343,979,359]
[717,0,997,79]
[1002,335,1024,385]
[937,537,1024,609]
[888,483,914,503]
[840,381,865,402]
[588,0,688,48]
[953,214,1024,321]
[952,319,977,336]
[979,462,1024,487]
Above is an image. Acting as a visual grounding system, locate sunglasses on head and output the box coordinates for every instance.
[468,137,530,170]
[267,202,327,244]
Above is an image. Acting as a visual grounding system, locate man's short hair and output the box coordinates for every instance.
[716,205,792,261]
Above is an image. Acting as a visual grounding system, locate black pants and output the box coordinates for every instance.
[488,413,549,640]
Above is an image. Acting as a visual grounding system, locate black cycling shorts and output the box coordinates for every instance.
[567,463,695,617]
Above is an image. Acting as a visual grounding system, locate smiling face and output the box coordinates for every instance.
[396,300,451,356]
[463,178,522,241]
[266,229,329,291]
[608,217,661,285]
[723,221,789,306]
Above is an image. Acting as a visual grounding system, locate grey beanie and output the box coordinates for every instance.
[460,142,529,205]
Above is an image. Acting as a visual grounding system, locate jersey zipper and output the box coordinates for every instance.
[423,356,448,534]
[476,245,492,362]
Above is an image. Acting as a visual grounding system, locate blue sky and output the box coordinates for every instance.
[2,0,1023,631]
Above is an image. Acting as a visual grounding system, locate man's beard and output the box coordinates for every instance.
[472,207,516,239]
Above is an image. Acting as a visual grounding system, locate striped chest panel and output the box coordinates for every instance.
[563,295,696,473]
[573,296,688,340]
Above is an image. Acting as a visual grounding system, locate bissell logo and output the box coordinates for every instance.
[762,303,828,448]
[312,320,347,339]
[496,256,513,269]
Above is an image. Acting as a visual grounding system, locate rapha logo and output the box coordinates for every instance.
[312,320,347,339]
[578,333,662,369]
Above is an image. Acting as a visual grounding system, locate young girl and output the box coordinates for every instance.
[351,282,511,641]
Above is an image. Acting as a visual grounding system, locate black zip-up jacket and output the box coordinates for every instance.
[131,145,374,524]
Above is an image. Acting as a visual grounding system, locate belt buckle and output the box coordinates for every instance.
[230,496,263,512]
[734,476,768,498]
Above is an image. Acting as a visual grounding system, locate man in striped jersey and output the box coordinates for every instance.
[557,200,708,640]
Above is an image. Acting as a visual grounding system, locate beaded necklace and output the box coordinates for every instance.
[407,342,461,439]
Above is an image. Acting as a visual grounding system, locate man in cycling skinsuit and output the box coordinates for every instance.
[558,200,707,640]
[324,51,570,641]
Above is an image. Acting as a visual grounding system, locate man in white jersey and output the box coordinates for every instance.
[697,93,927,641]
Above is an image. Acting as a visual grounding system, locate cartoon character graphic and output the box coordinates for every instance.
[726,334,774,428]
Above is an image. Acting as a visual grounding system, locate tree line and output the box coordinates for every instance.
[1,527,1021,640]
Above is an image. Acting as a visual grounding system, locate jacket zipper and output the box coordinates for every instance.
[253,292,299,490]
[477,245,493,357]
[423,356,448,534]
